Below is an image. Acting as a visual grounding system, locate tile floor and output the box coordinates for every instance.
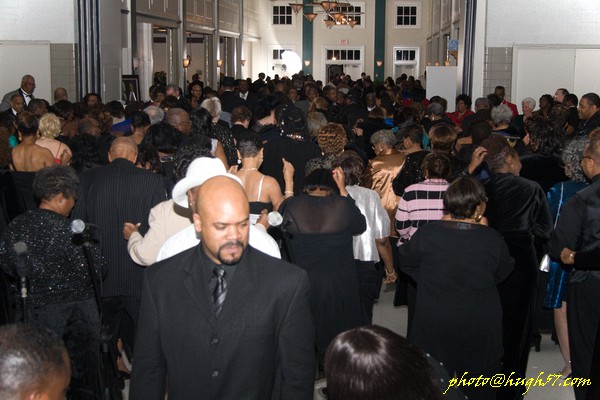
[374,284,576,400]
[123,284,577,400]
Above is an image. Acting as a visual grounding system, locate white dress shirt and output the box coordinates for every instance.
[156,223,281,262]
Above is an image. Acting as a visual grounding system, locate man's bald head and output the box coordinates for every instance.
[53,87,68,102]
[20,75,35,94]
[109,137,138,163]
[193,176,250,265]
[166,108,191,135]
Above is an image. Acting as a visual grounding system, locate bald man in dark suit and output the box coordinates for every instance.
[71,137,166,361]
[131,176,315,400]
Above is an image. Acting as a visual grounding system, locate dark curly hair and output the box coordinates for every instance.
[144,122,182,154]
[33,165,79,201]
[481,135,515,172]
[136,142,163,175]
[333,151,365,186]
[172,138,214,183]
[50,100,74,121]
[525,116,562,154]
[70,133,103,172]
[190,107,213,138]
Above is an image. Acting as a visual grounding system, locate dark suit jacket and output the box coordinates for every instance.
[71,158,166,297]
[130,245,315,400]
[219,90,245,113]
[241,91,259,114]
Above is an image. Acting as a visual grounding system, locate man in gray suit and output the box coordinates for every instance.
[0,75,36,112]
[130,176,315,400]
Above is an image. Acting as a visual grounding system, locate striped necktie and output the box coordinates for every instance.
[212,266,227,317]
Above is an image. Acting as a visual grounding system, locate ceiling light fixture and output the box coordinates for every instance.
[286,0,363,28]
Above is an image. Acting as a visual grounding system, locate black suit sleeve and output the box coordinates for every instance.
[548,195,585,259]
[532,186,553,239]
[130,273,167,400]
[71,171,90,222]
[397,227,424,280]
[278,270,316,399]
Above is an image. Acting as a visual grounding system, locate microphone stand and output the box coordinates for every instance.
[14,246,30,324]
[77,230,123,400]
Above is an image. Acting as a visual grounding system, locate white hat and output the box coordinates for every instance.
[172,157,242,208]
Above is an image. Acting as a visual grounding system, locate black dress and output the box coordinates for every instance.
[0,209,104,399]
[483,173,553,400]
[261,136,321,195]
[279,194,367,361]
[398,220,514,400]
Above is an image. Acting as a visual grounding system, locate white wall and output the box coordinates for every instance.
[258,0,303,79]
[311,1,375,82]
[386,0,431,80]
[0,0,75,43]
[486,0,600,47]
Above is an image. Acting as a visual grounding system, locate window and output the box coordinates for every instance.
[395,2,421,28]
[396,49,416,61]
[272,5,293,25]
[326,49,361,61]
[326,5,362,26]
[272,49,292,60]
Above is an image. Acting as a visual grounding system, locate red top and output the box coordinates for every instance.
[446,110,474,128]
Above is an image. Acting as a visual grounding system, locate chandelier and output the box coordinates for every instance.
[285,1,362,28]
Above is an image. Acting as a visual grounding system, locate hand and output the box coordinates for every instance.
[332,167,347,196]
[60,149,72,165]
[561,247,575,264]
[468,146,487,174]
[282,158,295,181]
[522,133,531,147]
[384,269,397,284]
[123,222,141,240]
[256,209,270,229]
[353,126,364,137]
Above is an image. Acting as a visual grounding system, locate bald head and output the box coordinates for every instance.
[193,176,249,265]
[166,108,191,135]
[109,137,138,163]
[20,75,35,94]
[54,87,68,102]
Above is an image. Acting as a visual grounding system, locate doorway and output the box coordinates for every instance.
[394,64,417,80]
[326,64,344,81]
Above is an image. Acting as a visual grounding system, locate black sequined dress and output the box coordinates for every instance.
[0,208,103,399]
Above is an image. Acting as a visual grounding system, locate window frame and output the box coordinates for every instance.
[271,4,295,27]
[394,1,421,29]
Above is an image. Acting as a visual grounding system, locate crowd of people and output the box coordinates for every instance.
[0,70,599,400]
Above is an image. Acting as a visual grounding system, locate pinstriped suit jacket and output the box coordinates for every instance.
[72,158,167,297]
